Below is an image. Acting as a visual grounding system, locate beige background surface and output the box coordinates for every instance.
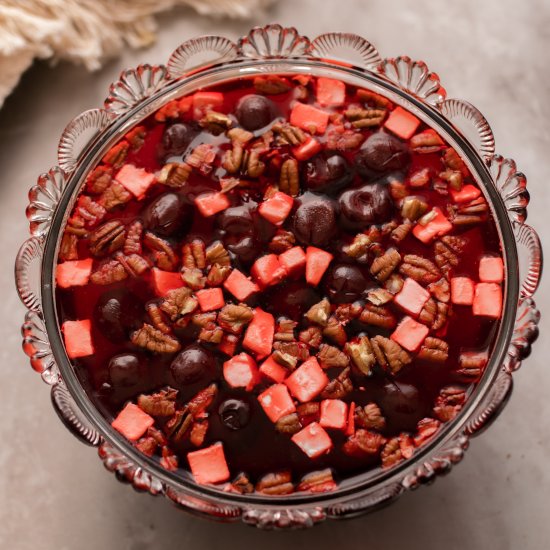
[1,0,548,548]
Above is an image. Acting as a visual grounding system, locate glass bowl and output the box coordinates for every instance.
[15,25,542,529]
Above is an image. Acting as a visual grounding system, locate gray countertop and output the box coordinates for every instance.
[1,0,548,548]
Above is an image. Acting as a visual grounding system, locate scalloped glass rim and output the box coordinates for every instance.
[33,57,522,507]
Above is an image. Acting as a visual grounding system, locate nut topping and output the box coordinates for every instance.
[371,336,411,375]
[418,337,449,363]
[305,298,331,326]
[279,158,300,197]
[218,304,254,334]
[317,344,349,369]
[370,248,401,282]
[355,403,386,431]
[433,386,467,422]
[256,472,294,495]
[320,367,353,399]
[131,324,181,354]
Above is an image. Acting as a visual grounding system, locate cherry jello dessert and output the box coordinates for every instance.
[56,74,504,494]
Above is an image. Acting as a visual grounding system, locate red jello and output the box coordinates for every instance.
[55,74,503,493]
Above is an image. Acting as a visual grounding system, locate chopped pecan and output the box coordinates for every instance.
[256,471,294,495]
[321,367,352,399]
[182,239,206,269]
[401,196,429,221]
[165,409,193,443]
[322,317,347,346]
[131,324,181,353]
[189,420,209,447]
[253,74,291,94]
[218,304,254,334]
[318,344,349,369]
[455,350,488,382]
[299,326,323,348]
[222,143,245,174]
[334,302,363,322]
[384,273,405,295]
[206,264,231,286]
[123,220,143,255]
[370,248,401,282]
[89,220,125,256]
[135,435,159,457]
[181,267,206,290]
[433,386,467,422]
[273,341,310,364]
[219,177,244,193]
[86,166,113,194]
[274,319,297,342]
[305,298,331,326]
[344,105,386,128]
[160,447,179,471]
[192,312,217,327]
[366,287,393,306]
[98,181,132,211]
[185,143,216,175]
[449,196,488,225]
[356,403,386,431]
[381,434,414,468]
[116,252,149,277]
[59,233,79,261]
[205,241,230,267]
[269,229,296,253]
[187,384,218,417]
[345,337,376,376]
[391,221,412,243]
[297,469,337,493]
[409,167,431,187]
[228,472,254,494]
[414,417,441,447]
[198,323,223,344]
[418,337,449,362]
[443,147,467,174]
[144,232,178,271]
[410,130,445,153]
[137,388,178,417]
[439,169,463,191]
[227,127,254,144]
[344,233,371,260]
[146,303,171,334]
[371,336,411,375]
[160,287,196,321]
[125,126,146,150]
[430,301,449,331]
[199,111,233,135]
[243,148,265,178]
[73,196,106,228]
[296,402,320,425]
[434,235,466,272]
[272,349,298,369]
[102,141,129,168]
[326,129,364,151]
[272,121,306,146]
[275,413,302,435]
[359,304,396,330]
[428,277,450,303]
[157,162,191,188]
[400,254,441,285]
[279,158,299,196]
[90,258,127,285]
[343,429,386,458]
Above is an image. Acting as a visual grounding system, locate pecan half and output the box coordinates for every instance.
[181,267,206,290]
[370,248,401,282]
[305,298,331,326]
[366,287,393,306]
[147,303,172,334]
[428,277,450,303]
[131,324,181,353]
[345,336,376,376]
[433,386,467,422]
[391,221,412,243]
[420,300,449,331]
[227,127,254,144]
[334,302,363,322]
[418,337,449,362]
[165,409,193,444]
[90,258,127,285]
[409,167,431,187]
[188,384,218,417]
[182,239,206,269]
[102,141,129,168]
[326,129,365,151]
[189,420,209,447]
[116,252,149,277]
[410,130,445,153]
[343,429,386,458]
[356,403,386,431]
[455,351,488,382]
[371,336,411,375]
[440,169,463,191]
[299,326,323,348]
[344,233,371,260]
[344,105,386,128]
[414,417,441,447]
[218,304,254,334]
[272,349,298,370]
[318,344,349,369]
[297,469,337,493]
[443,147,467,174]
[160,447,179,471]
[320,367,353,399]
[157,162,191,188]
[449,196,488,225]
[269,229,296,253]
[434,235,466,272]
[144,232,178,271]
[399,254,440,285]
[86,166,113,194]
[389,179,408,201]
[279,158,300,197]
[296,402,320,426]
[275,413,302,434]
[272,121,306,146]
[357,88,392,109]
[137,388,178,417]
[199,111,233,135]
[198,324,223,344]
[256,471,294,495]
[359,304,396,330]
[206,241,230,267]
[73,196,106,229]
[123,220,143,255]
[253,75,292,94]
[273,341,310,364]
[381,434,414,468]
[185,143,216,175]
[99,181,132,210]
[126,126,146,150]
[59,233,78,261]
[274,319,297,342]
[228,473,254,494]
[206,264,231,286]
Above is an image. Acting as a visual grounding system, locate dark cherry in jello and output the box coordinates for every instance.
[56,74,504,495]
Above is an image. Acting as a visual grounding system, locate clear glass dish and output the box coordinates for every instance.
[15,25,542,528]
